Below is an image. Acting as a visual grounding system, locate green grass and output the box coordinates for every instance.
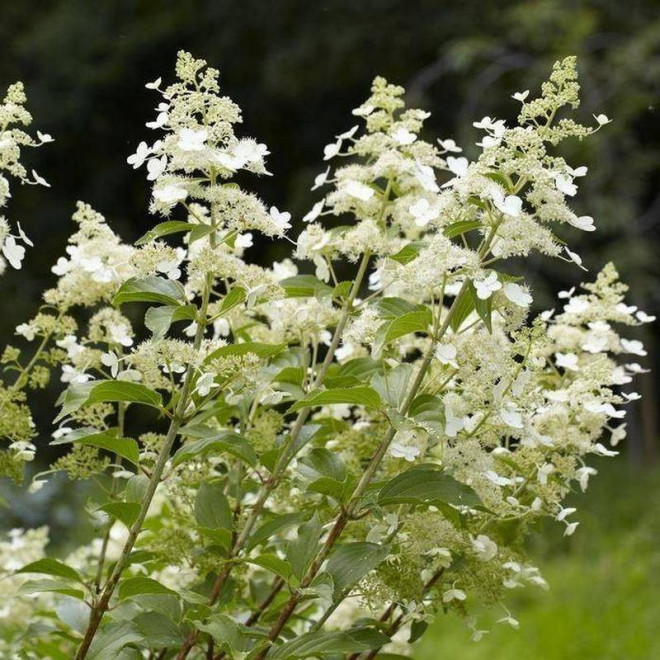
[416,460,660,660]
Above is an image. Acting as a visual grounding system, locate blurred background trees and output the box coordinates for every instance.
[0,1,658,652]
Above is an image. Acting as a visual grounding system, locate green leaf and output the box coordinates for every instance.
[269,628,390,658]
[326,543,389,596]
[195,614,246,654]
[86,381,163,410]
[389,241,427,265]
[55,382,96,422]
[273,366,305,387]
[18,578,86,600]
[56,380,163,423]
[219,286,246,314]
[375,297,422,319]
[135,221,196,246]
[189,223,215,243]
[247,512,304,552]
[372,303,432,356]
[247,554,292,580]
[371,364,414,407]
[18,558,82,583]
[288,387,382,413]
[172,432,256,468]
[378,466,482,508]
[382,309,431,344]
[198,527,232,550]
[118,576,176,601]
[280,274,333,299]
[99,502,141,529]
[409,394,446,437]
[449,286,476,332]
[134,611,183,646]
[337,357,381,381]
[51,429,139,466]
[194,482,233,530]
[332,280,353,299]
[145,304,197,340]
[113,275,187,307]
[87,621,144,660]
[299,448,346,482]
[287,514,322,580]
[443,219,482,239]
[409,619,429,643]
[469,281,493,333]
[204,341,285,363]
[323,375,365,389]
[483,171,512,189]
[307,476,352,502]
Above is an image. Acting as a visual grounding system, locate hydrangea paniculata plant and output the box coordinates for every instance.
[0,53,651,659]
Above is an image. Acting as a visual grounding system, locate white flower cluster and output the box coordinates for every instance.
[127,51,286,239]
[0,82,52,273]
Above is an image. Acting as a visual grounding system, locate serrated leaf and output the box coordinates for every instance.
[18,558,82,583]
[288,387,382,413]
[378,466,482,508]
[194,482,233,530]
[326,543,389,596]
[118,577,176,601]
[113,275,186,307]
[135,221,196,246]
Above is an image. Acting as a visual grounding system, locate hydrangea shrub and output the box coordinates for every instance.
[0,52,652,659]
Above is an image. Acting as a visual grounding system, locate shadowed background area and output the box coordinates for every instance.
[0,1,658,657]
